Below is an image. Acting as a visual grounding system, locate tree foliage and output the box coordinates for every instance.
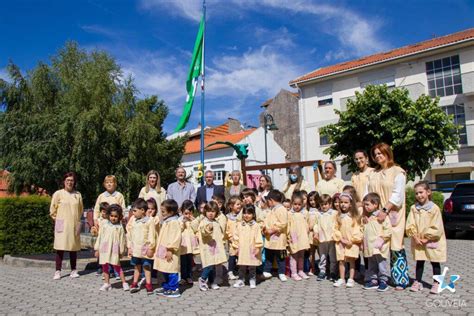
[0,42,186,206]
[321,85,459,180]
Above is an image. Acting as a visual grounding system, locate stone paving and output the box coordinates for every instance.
[0,237,473,315]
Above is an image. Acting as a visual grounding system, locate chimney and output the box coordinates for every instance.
[227,118,243,133]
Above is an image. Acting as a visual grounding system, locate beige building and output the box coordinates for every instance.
[290,28,474,191]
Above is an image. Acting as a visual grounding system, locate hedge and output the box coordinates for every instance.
[405,187,444,217]
[0,196,53,256]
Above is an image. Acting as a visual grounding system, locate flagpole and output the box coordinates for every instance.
[199,0,206,186]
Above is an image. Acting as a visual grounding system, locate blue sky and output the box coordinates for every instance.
[1,0,473,134]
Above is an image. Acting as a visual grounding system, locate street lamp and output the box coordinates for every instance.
[263,111,278,167]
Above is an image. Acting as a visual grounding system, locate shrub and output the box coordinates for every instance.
[0,196,53,256]
[405,187,444,217]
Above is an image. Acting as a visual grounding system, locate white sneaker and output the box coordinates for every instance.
[53,270,61,280]
[249,279,256,289]
[123,283,130,291]
[70,270,80,278]
[233,280,245,288]
[198,278,208,291]
[138,277,146,287]
[100,283,112,291]
[262,272,272,279]
[333,278,346,287]
[308,271,315,276]
[278,274,288,282]
[228,271,238,280]
[346,279,355,288]
[211,283,220,290]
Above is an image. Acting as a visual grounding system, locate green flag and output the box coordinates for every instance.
[174,15,204,132]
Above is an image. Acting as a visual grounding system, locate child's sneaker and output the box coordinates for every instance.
[329,273,337,282]
[430,282,439,295]
[130,282,140,293]
[154,287,166,296]
[262,272,272,279]
[316,272,326,281]
[298,271,310,280]
[278,274,288,282]
[198,278,208,291]
[211,283,220,290]
[333,278,345,287]
[249,279,256,289]
[53,270,61,280]
[228,271,238,280]
[346,278,355,288]
[377,281,389,292]
[363,280,378,290]
[233,280,245,288]
[122,283,130,291]
[145,283,153,295]
[292,274,302,281]
[164,289,181,298]
[308,271,314,276]
[99,283,112,291]
[410,281,423,292]
[69,270,80,278]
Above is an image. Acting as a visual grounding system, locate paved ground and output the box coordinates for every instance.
[1,237,473,315]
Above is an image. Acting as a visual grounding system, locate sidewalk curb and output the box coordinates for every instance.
[2,255,132,271]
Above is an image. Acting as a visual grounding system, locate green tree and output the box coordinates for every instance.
[321,85,459,180]
[0,42,186,206]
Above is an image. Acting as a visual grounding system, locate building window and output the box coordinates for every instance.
[319,129,329,146]
[426,55,462,98]
[318,98,333,106]
[443,104,467,145]
[214,170,225,185]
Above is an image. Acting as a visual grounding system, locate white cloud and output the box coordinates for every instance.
[81,24,119,38]
[139,0,202,22]
[142,0,388,57]
[120,51,188,116]
[207,45,301,98]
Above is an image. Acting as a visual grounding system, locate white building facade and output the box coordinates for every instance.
[291,29,474,190]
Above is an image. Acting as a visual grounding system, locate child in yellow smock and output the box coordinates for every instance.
[179,200,198,285]
[314,194,338,281]
[362,193,392,292]
[232,205,263,289]
[226,196,243,281]
[153,199,182,298]
[127,198,156,294]
[262,190,289,282]
[306,191,320,276]
[288,192,311,281]
[94,204,128,291]
[406,181,447,294]
[197,201,228,291]
[333,193,363,288]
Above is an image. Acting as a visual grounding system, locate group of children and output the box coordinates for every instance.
[92,175,447,297]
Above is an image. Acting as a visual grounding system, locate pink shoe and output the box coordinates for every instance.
[430,282,439,294]
[292,274,302,281]
[410,281,423,292]
[298,271,309,279]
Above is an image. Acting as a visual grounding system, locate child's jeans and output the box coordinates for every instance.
[365,254,389,283]
[238,265,256,282]
[181,253,193,279]
[162,272,179,291]
[290,250,305,276]
[263,248,286,275]
[201,265,216,283]
[228,255,238,275]
[318,241,337,275]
